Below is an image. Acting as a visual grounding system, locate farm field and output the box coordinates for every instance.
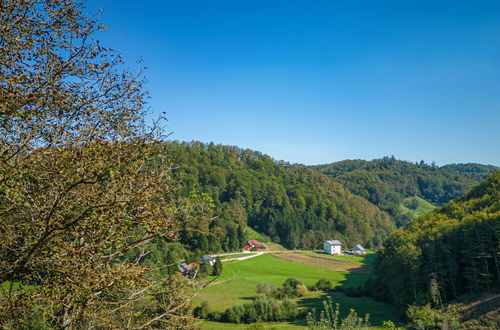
[196,253,398,329]
[270,251,375,273]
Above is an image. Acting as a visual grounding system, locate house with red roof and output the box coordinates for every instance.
[244,240,265,251]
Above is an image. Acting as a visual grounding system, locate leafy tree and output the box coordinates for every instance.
[0,1,199,328]
[315,279,333,291]
[375,171,500,309]
[213,257,223,275]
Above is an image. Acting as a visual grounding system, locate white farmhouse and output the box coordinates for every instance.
[323,240,342,255]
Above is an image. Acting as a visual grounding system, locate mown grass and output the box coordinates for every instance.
[399,196,435,219]
[196,253,398,328]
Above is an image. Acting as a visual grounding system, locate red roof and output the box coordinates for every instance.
[248,240,265,248]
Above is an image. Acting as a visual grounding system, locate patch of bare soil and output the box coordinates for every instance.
[269,252,373,274]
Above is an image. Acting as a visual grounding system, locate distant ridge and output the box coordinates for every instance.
[310,157,497,227]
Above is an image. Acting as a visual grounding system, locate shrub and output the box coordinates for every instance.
[296,284,308,297]
[406,304,461,330]
[315,278,333,291]
[193,300,210,319]
[225,304,245,324]
[243,304,257,323]
[198,260,213,278]
[213,257,223,275]
[281,299,299,320]
[222,294,300,324]
[256,283,278,296]
[282,277,303,298]
[209,311,222,322]
[307,297,370,329]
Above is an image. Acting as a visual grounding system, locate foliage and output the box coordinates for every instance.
[256,283,279,296]
[222,294,299,324]
[406,304,461,330]
[281,278,304,298]
[312,157,497,227]
[213,257,223,275]
[375,171,500,308]
[193,300,211,319]
[167,141,395,250]
[315,279,333,291]
[307,297,370,329]
[0,0,199,328]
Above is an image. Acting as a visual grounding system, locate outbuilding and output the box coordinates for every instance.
[351,244,366,255]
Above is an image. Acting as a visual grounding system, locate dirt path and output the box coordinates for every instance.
[220,252,264,262]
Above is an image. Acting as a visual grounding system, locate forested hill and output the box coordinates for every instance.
[166,141,395,251]
[311,157,498,227]
[375,170,500,310]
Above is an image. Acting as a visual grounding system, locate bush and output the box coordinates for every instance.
[243,304,258,323]
[308,285,318,291]
[193,300,210,319]
[281,277,303,298]
[296,284,308,297]
[222,294,300,324]
[406,304,441,329]
[256,283,278,297]
[315,278,333,291]
[225,304,245,324]
[198,260,213,278]
[307,297,370,329]
[213,257,223,275]
[281,299,299,320]
[406,304,461,330]
[209,311,222,322]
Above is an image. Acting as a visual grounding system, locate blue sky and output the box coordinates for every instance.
[90,1,500,166]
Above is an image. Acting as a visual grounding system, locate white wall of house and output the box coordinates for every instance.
[323,242,342,255]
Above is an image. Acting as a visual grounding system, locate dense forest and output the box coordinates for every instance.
[165,141,395,252]
[312,158,497,227]
[374,171,500,308]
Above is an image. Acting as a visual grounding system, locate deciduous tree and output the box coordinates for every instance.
[0,0,199,328]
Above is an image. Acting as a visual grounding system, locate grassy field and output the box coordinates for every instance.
[399,196,435,219]
[196,253,398,329]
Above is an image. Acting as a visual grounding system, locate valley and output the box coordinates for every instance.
[195,252,398,329]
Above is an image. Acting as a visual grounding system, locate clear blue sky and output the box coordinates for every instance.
[89,1,500,166]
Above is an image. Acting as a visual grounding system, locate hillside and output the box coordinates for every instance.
[375,171,500,310]
[311,157,497,227]
[166,141,395,251]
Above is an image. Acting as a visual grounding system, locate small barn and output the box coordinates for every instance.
[200,255,216,266]
[178,262,198,278]
[247,240,265,250]
[351,244,366,255]
[323,240,342,255]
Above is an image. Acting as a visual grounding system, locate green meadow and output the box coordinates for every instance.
[399,196,435,219]
[196,253,398,329]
